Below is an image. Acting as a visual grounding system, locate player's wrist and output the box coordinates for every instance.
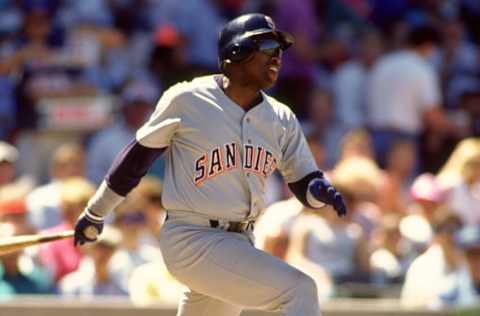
[84,208,104,223]
[85,180,125,218]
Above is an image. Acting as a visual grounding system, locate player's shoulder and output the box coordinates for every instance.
[262,93,297,121]
[163,75,218,100]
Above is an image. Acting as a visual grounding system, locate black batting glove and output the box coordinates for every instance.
[74,209,104,246]
[309,178,347,217]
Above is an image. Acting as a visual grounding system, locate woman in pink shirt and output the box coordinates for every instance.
[39,177,95,281]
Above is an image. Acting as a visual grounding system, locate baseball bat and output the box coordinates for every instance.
[0,226,99,256]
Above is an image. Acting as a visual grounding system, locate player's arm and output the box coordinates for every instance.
[74,141,166,245]
[88,140,166,215]
[74,87,183,245]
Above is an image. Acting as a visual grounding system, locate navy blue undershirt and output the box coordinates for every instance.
[105,139,165,196]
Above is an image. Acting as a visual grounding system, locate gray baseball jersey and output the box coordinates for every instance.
[136,74,317,221]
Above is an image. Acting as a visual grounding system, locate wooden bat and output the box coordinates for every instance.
[0,226,99,256]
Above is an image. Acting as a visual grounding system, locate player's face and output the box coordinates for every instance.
[243,38,283,89]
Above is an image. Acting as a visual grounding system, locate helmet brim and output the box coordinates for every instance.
[243,28,294,50]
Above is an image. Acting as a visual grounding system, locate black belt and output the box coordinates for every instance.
[209,219,254,233]
[164,214,254,233]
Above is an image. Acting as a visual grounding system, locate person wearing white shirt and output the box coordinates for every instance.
[366,25,455,168]
[401,210,477,309]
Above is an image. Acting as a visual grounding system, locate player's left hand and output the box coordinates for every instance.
[74,209,104,246]
[309,178,347,217]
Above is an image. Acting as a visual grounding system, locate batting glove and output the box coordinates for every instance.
[74,209,104,246]
[309,178,347,217]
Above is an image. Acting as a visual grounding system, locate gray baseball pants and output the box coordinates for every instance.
[159,210,321,316]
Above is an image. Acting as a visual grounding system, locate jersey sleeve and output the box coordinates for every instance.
[277,113,318,183]
[136,87,184,148]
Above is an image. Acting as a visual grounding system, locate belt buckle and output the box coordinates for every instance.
[227,220,253,233]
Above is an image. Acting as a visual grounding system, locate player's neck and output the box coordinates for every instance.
[222,75,262,110]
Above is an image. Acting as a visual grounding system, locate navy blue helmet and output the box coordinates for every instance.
[218,13,294,69]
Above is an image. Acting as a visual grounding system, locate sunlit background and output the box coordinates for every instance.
[0,0,479,315]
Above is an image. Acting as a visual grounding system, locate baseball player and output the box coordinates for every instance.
[74,13,347,316]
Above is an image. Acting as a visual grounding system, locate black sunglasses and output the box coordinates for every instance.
[255,38,283,57]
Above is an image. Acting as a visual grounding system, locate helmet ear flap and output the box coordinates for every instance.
[228,38,255,62]
[230,43,242,60]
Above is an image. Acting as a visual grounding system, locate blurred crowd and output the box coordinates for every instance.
[1,0,480,310]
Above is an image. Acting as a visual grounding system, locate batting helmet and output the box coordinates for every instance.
[218,13,294,69]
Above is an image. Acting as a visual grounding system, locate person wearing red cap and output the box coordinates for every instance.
[0,199,54,295]
[0,198,35,236]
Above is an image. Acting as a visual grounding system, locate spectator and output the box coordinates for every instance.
[255,197,303,260]
[437,138,480,226]
[302,87,335,168]
[331,156,383,236]
[259,201,335,302]
[332,30,384,133]
[305,132,328,172]
[332,156,382,206]
[0,198,35,235]
[0,141,18,187]
[401,210,477,309]
[366,24,457,170]
[0,141,34,201]
[146,24,194,91]
[274,0,322,117]
[286,185,371,285]
[38,177,95,282]
[0,203,54,296]
[457,226,480,296]
[59,225,126,297]
[109,189,163,293]
[377,139,416,214]
[337,128,375,163]
[62,3,127,93]
[369,214,412,285]
[86,78,159,184]
[164,0,228,72]
[437,19,479,109]
[456,78,480,137]
[26,142,86,230]
[400,173,446,250]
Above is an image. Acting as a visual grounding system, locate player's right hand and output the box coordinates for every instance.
[74,209,104,246]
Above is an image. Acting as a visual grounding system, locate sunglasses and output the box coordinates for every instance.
[255,38,283,57]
